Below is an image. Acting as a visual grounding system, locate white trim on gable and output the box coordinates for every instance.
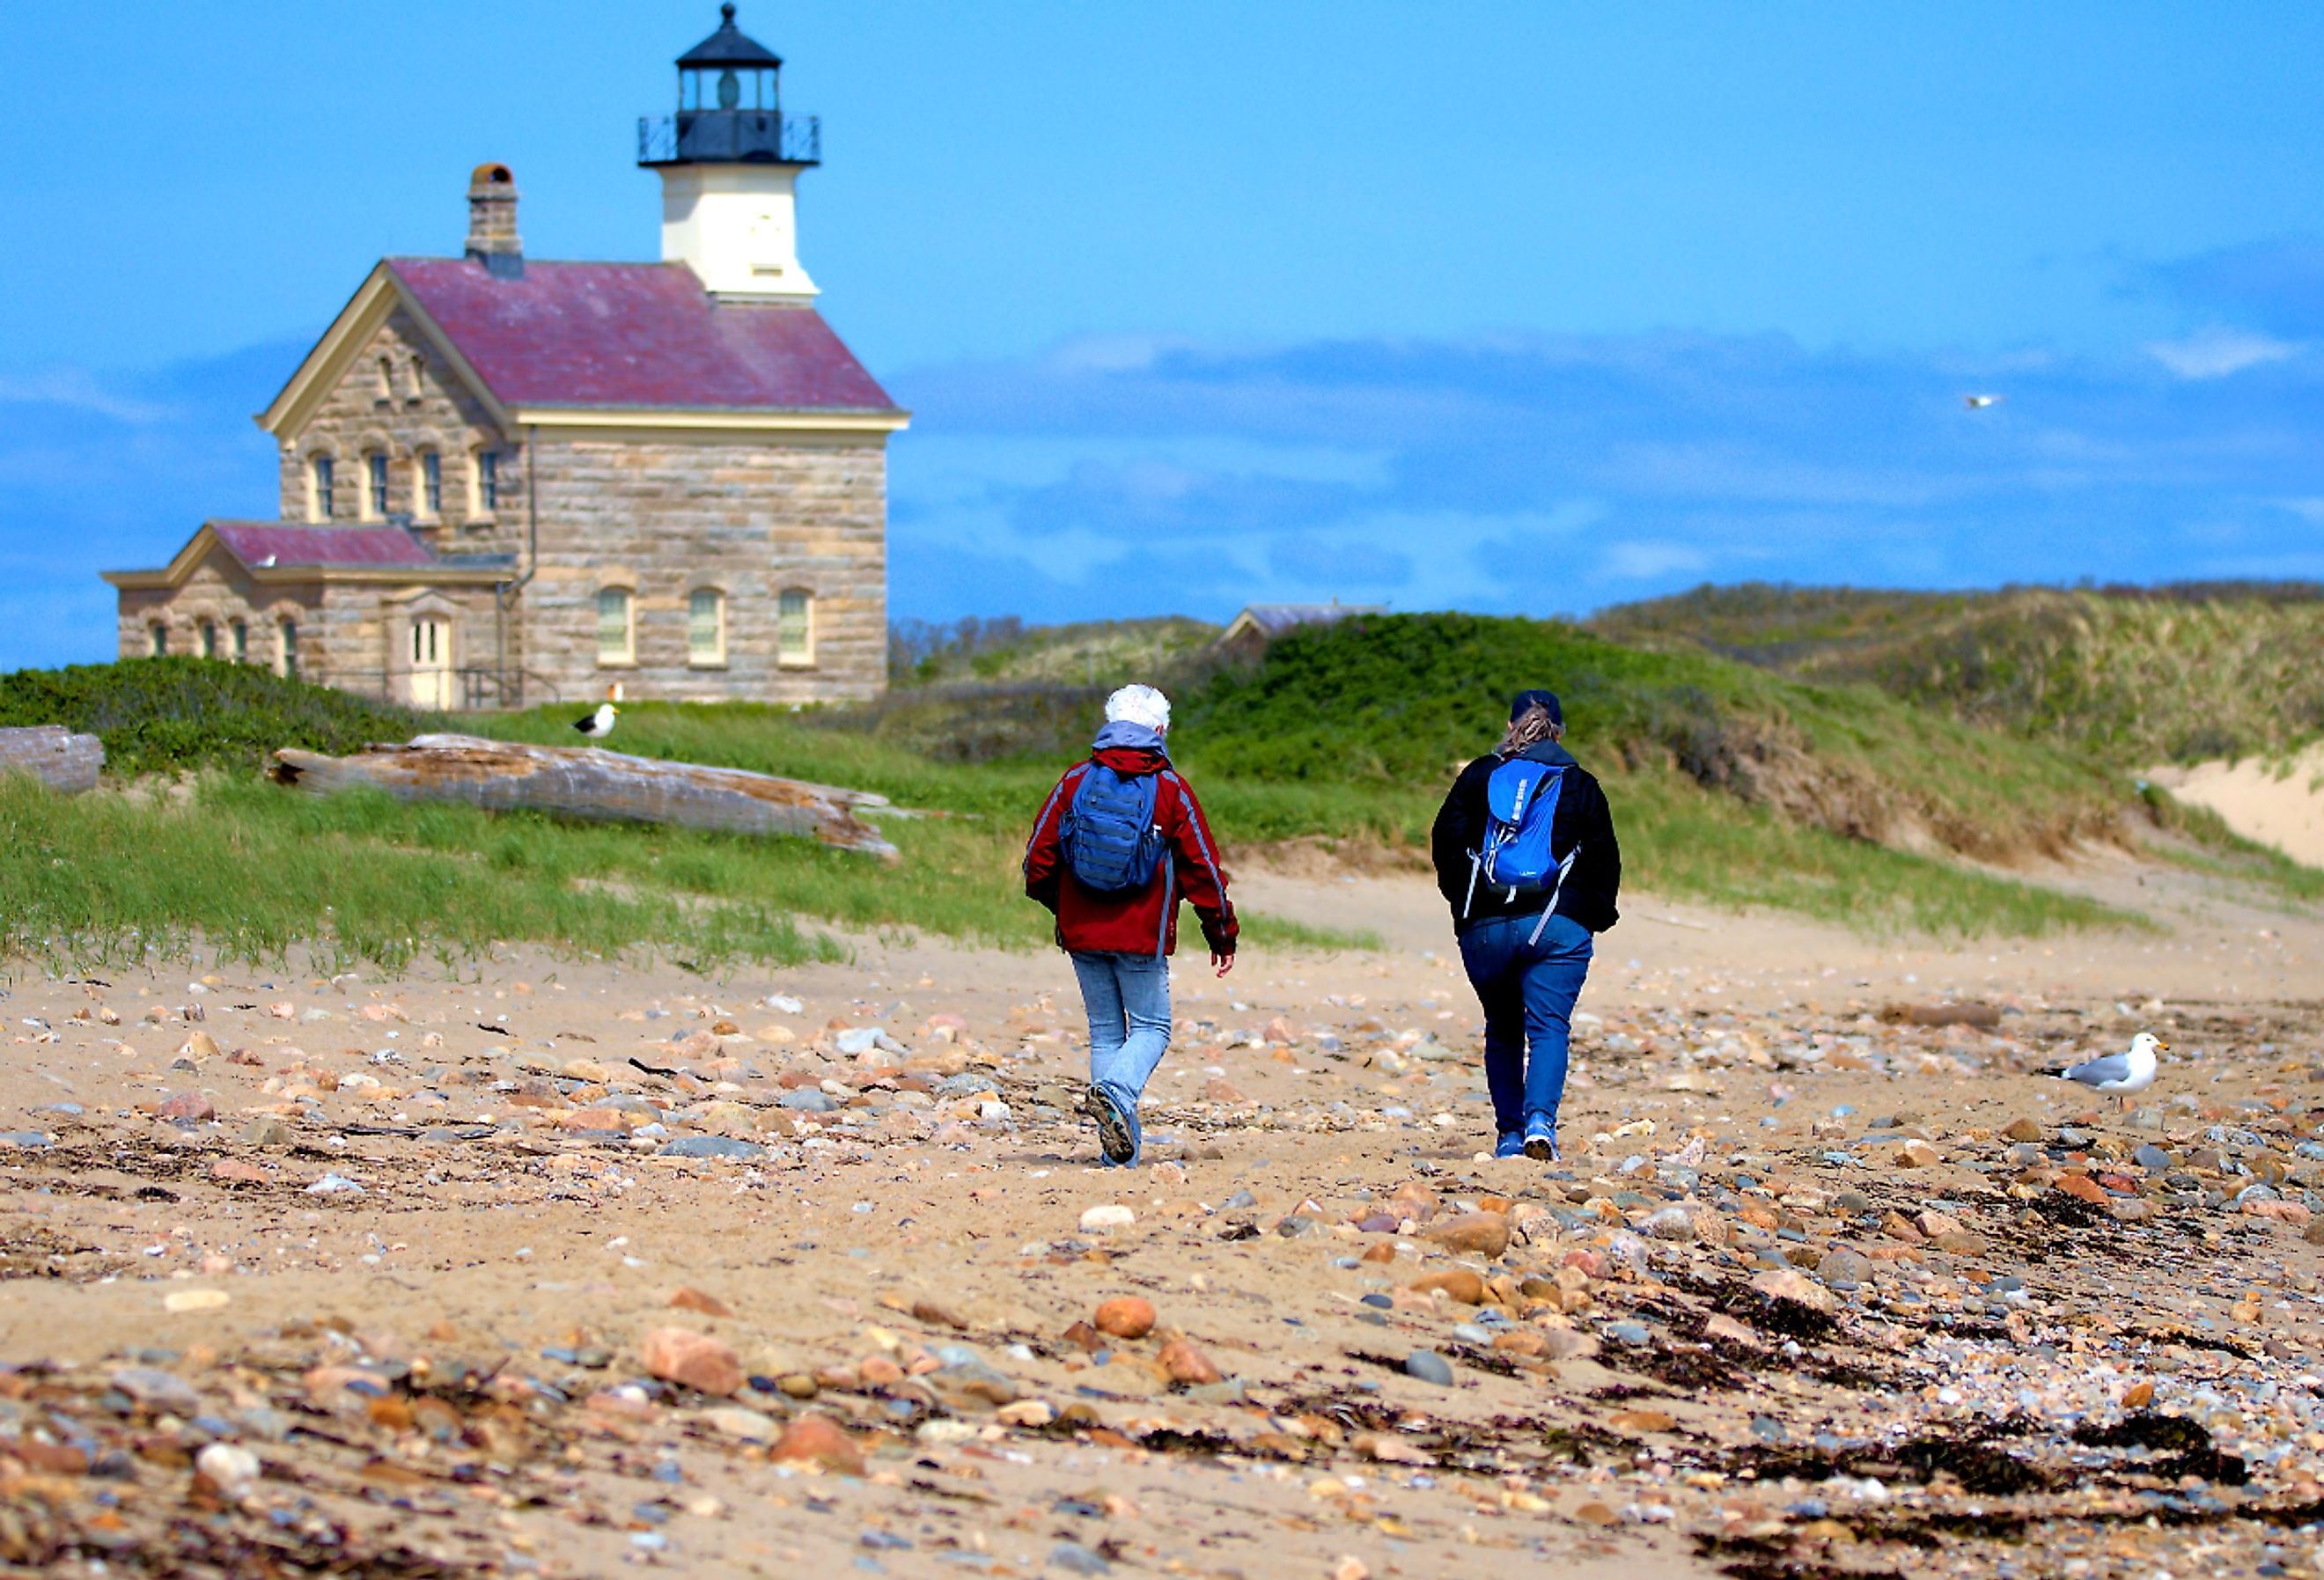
[254,264,514,441]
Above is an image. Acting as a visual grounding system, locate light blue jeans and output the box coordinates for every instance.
[1070,950,1172,1166]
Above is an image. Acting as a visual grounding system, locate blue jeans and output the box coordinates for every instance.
[1458,913,1593,1138]
[1070,951,1172,1166]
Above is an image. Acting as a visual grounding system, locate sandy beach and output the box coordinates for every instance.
[0,856,2320,1578]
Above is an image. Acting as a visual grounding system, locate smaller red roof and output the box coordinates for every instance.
[388,258,898,413]
[210,522,438,570]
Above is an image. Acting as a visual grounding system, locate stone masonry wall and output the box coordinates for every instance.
[521,433,888,706]
[114,551,320,677]
[280,306,521,562]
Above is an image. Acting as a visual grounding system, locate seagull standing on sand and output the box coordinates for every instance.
[2044,1031,2167,1111]
[573,702,618,739]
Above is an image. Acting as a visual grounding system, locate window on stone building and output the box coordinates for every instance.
[596,587,634,665]
[277,619,299,680]
[231,620,248,662]
[200,621,218,660]
[688,589,725,665]
[365,452,389,519]
[311,455,335,520]
[777,589,813,666]
[419,452,443,518]
[376,356,394,401]
[478,450,501,512]
[148,623,167,658]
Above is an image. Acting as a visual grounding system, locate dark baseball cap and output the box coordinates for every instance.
[1509,688,1563,726]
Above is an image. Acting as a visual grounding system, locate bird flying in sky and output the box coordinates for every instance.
[1963,393,2004,409]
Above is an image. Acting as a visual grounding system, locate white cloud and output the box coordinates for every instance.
[2146,327,2299,380]
[1600,540,1710,581]
[0,367,171,424]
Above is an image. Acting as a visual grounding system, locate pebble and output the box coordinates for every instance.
[305,1172,365,1195]
[1641,1205,1698,1242]
[1751,1267,1837,1315]
[770,1413,865,1475]
[157,1091,215,1122]
[1818,1246,1873,1288]
[0,1131,53,1149]
[1158,1337,1223,1385]
[112,1367,202,1412]
[639,1327,743,1397]
[1079,1204,1136,1232]
[1093,1297,1156,1339]
[1421,1211,1511,1257]
[660,1135,767,1160]
[779,1089,837,1113]
[1049,1541,1110,1575]
[195,1442,261,1491]
[163,1290,232,1314]
[1604,1320,1651,1346]
[1404,1350,1455,1386]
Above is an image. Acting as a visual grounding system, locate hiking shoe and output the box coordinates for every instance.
[1495,1132,1526,1159]
[1522,1119,1559,1163]
[1085,1085,1137,1166]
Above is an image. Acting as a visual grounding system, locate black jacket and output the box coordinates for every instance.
[1430,741,1622,935]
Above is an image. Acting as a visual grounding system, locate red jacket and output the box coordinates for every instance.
[1024,745,1238,958]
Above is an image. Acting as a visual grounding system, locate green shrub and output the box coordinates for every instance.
[0,658,435,778]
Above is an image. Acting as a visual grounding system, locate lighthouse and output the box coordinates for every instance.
[638,4,822,301]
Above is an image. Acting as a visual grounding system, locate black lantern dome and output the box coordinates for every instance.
[638,4,820,167]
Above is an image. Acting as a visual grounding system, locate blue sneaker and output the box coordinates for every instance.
[1522,1118,1559,1163]
[1494,1132,1526,1159]
[1085,1084,1138,1167]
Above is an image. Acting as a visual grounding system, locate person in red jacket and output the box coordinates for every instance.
[1024,684,1237,1166]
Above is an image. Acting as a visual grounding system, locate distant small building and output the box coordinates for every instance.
[102,4,906,710]
[1214,601,1385,662]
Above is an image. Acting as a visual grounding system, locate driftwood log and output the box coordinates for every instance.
[267,733,899,860]
[0,725,104,794]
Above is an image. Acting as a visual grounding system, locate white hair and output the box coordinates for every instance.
[1105,683,1172,732]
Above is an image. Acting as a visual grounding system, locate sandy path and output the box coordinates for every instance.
[0,863,2320,1578]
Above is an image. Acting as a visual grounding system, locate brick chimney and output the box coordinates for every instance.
[465,163,524,280]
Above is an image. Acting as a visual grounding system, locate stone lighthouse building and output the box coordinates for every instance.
[103,4,906,709]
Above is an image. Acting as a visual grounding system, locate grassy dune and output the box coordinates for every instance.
[1592,581,2324,763]
[25,599,2298,974]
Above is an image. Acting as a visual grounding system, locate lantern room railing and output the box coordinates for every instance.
[637,112,820,166]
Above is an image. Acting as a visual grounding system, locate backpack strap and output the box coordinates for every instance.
[1525,842,1583,946]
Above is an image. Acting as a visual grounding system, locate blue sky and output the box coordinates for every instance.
[4,2,2322,663]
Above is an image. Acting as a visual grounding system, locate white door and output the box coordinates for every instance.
[408,617,452,709]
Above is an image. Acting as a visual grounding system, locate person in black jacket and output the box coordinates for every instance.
[1430,688,1622,1161]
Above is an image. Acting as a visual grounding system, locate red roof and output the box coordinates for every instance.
[387,258,897,413]
[210,522,438,570]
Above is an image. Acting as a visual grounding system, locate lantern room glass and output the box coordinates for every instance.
[680,66,775,113]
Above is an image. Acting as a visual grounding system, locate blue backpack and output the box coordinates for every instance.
[1465,758,1582,943]
[1061,765,1169,896]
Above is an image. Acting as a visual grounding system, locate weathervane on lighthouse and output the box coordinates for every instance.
[638,4,823,301]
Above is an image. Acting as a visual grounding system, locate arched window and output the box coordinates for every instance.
[777,588,813,667]
[596,586,633,665]
[276,618,299,680]
[199,621,218,659]
[364,452,389,519]
[148,623,167,658]
[417,451,443,519]
[231,620,248,663]
[310,455,335,521]
[688,588,725,665]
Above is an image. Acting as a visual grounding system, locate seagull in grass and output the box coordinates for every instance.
[573,698,619,739]
[2043,1031,2167,1112]
[1963,393,2005,409]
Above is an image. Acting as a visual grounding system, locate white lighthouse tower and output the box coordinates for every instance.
[638,4,821,302]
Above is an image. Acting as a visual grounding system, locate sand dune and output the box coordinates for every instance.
[2147,739,2324,866]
